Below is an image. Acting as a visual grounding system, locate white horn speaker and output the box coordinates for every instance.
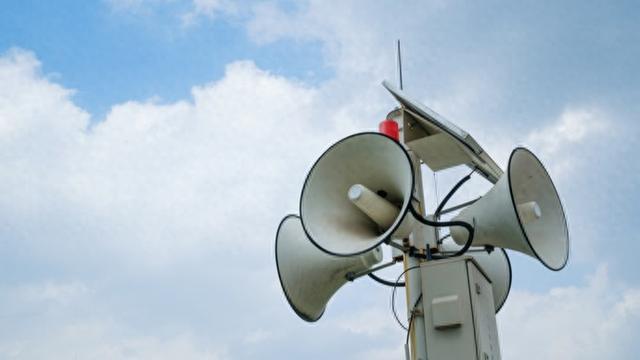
[300,132,415,256]
[440,241,512,312]
[450,147,569,270]
[276,215,383,322]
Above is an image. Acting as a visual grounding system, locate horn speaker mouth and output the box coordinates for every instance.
[299,132,415,257]
[275,214,323,322]
[508,147,570,271]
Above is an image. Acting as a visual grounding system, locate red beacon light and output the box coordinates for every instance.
[379,119,399,141]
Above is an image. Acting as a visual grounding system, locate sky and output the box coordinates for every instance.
[0,0,639,359]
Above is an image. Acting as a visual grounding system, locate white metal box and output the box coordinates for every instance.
[420,257,501,360]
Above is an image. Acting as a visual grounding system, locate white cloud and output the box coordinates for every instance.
[532,108,608,149]
[0,47,388,359]
[525,107,608,177]
[0,320,229,360]
[498,264,640,360]
[0,49,342,267]
[0,48,89,140]
[181,0,238,26]
[247,1,397,77]
[352,345,406,360]
[333,306,397,337]
[17,281,92,305]
[106,0,175,15]
[0,280,229,359]
[105,0,240,26]
[243,329,277,344]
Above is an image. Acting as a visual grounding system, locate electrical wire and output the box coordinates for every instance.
[434,169,475,216]
[391,265,421,330]
[406,293,423,346]
[437,233,451,244]
[409,204,475,259]
[368,273,406,287]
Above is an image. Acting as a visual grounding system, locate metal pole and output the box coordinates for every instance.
[397,40,404,90]
[402,153,428,360]
[403,247,426,360]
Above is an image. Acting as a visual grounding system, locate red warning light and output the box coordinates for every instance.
[379,119,399,141]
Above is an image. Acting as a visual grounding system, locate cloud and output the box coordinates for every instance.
[105,0,241,26]
[352,345,406,360]
[498,264,640,360]
[333,306,397,337]
[246,1,400,77]
[180,0,238,26]
[1,320,229,360]
[15,281,92,304]
[243,328,277,345]
[105,0,175,15]
[0,279,229,359]
[0,47,389,359]
[527,108,608,152]
[0,49,336,268]
[524,107,609,178]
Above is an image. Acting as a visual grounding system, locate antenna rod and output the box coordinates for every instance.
[397,40,404,90]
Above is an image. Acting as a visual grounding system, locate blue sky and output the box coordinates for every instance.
[0,1,329,118]
[0,1,639,359]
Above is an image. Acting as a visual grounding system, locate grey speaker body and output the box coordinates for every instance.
[450,147,569,270]
[275,215,383,322]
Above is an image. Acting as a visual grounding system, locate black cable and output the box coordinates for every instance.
[434,170,474,216]
[391,265,421,330]
[409,205,475,259]
[437,233,451,244]
[368,273,405,287]
[405,293,423,346]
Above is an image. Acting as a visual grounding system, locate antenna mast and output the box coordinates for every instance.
[397,40,404,90]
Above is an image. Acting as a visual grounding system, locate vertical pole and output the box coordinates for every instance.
[403,251,424,359]
[397,40,404,90]
[402,144,428,360]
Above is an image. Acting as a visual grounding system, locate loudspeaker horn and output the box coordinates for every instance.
[440,241,512,312]
[300,132,416,256]
[450,147,569,271]
[276,214,383,322]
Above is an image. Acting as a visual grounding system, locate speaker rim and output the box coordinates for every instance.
[495,248,512,312]
[299,131,415,257]
[507,147,570,271]
[275,214,325,322]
